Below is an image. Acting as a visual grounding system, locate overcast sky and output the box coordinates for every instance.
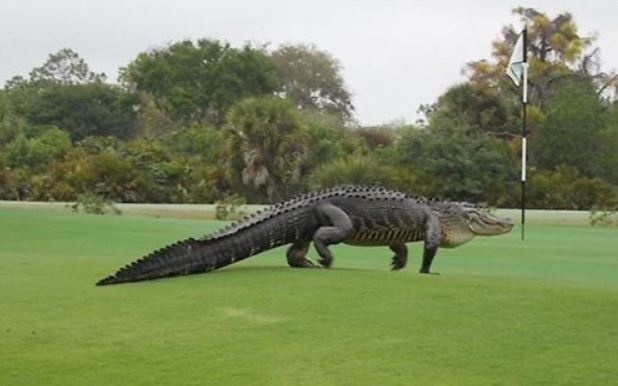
[1,0,616,125]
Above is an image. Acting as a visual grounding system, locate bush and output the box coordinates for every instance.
[529,166,618,209]
[589,207,618,227]
[215,194,247,220]
[391,128,517,205]
[5,126,71,169]
[0,160,22,199]
[166,124,221,161]
[182,163,224,203]
[308,155,397,189]
[69,193,121,215]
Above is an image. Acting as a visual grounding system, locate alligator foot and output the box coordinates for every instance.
[317,256,332,268]
[389,243,408,271]
[391,259,406,271]
[419,269,440,275]
[289,258,319,268]
[287,240,314,268]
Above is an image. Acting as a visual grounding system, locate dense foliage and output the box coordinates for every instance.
[0,8,616,208]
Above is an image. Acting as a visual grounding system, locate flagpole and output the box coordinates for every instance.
[521,27,528,240]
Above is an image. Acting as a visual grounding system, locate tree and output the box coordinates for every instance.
[29,48,106,85]
[0,90,26,145]
[599,102,618,184]
[166,123,221,161]
[423,83,518,137]
[3,48,111,137]
[534,77,605,176]
[466,7,597,106]
[424,6,617,206]
[355,125,398,150]
[424,8,601,139]
[393,127,517,205]
[300,112,349,173]
[271,44,354,122]
[222,96,307,202]
[120,39,279,125]
[25,83,137,140]
[134,93,175,139]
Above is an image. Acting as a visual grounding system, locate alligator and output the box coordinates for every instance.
[96,185,513,285]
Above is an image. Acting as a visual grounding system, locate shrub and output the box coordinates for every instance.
[529,166,618,209]
[308,155,397,189]
[5,126,71,169]
[0,160,20,199]
[215,194,247,220]
[589,207,618,227]
[69,193,121,215]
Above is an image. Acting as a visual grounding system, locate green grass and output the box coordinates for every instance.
[1,207,617,385]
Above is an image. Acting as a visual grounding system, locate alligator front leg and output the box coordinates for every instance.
[390,243,408,271]
[420,214,441,274]
[313,204,353,268]
[286,239,316,268]
[420,248,438,274]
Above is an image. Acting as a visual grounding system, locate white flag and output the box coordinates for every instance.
[506,32,525,86]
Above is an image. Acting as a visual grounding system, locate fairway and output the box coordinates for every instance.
[1,206,617,385]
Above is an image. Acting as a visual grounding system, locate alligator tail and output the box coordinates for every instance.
[96,210,304,286]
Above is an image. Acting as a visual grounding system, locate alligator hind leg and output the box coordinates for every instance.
[389,243,408,271]
[313,204,353,268]
[286,240,316,268]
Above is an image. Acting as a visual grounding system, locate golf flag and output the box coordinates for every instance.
[506,32,525,86]
[506,28,528,240]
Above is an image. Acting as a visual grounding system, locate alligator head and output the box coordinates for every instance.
[435,203,514,248]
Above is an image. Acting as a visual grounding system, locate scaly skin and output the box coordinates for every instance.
[96,185,513,285]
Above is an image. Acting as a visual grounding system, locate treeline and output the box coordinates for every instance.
[0,7,617,209]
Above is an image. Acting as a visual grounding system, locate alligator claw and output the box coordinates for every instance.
[390,260,406,271]
[304,259,319,268]
[288,258,318,268]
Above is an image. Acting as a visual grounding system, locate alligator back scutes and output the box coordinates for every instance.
[200,185,422,242]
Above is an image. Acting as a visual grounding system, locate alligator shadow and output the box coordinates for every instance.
[97,264,374,287]
[210,265,372,276]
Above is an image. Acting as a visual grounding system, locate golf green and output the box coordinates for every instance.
[1,206,617,385]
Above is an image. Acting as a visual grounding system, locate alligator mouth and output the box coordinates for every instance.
[469,213,514,235]
[488,216,514,228]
